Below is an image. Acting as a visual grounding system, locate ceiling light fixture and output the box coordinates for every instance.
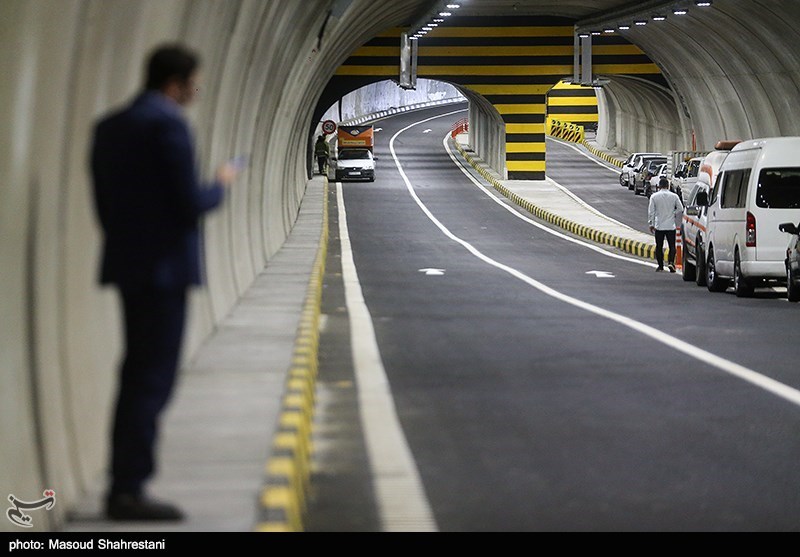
[653,15,666,21]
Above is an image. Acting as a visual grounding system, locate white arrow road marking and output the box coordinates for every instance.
[586,270,615,278]
[418,268,445,276]
[390,111,800,410]
[337,184,437,532]
[422,129,432,134]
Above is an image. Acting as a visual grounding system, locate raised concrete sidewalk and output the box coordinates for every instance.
[63,177,327,533]
[453,134,658,260]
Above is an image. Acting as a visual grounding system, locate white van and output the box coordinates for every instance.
[680,141,740,284]
[702,137,800,296]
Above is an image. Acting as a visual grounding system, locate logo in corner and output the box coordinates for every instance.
[6,490,56,528]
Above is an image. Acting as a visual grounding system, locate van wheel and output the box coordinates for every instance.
[706,246,728,292]
[695,242,707,286]
[681,240,696,282]
[788,267,800,302]
[734,251,754,297]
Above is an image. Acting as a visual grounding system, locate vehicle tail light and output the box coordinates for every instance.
[745,211,756,247]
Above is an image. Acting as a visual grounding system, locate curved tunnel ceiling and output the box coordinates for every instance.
[332,0,800,151]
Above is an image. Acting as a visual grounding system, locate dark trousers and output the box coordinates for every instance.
[317,155,327,175]
[655,229,676,268]
[110,286,187,496]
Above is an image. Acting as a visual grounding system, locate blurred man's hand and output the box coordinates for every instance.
[216,162,240,187]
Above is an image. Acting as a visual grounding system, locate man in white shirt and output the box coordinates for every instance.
[648,177,683,272]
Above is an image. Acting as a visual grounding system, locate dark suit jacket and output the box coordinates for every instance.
[90,91,224,289]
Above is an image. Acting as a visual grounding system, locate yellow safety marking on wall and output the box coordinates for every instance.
[466,84,554,95]
[426,26,573,37]
[419,65,573,76]
[335,65,397,76]
[593,63,662,74]
[593,44,648,55]
[548,97,598,106]
[418,46,574,57]
[506,123,546,134]
[506,143,547,153]
[550,81,591,90]
[494,104,547,115]
[506,160,546,172]
[351,46,401,56]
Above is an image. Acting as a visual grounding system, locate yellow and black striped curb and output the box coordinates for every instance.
[580,139,625,168]
[254,179,329,532]
[453,141,656,261]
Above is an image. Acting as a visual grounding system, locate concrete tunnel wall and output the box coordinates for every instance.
[602,0,800,154]
[0,0,430,531]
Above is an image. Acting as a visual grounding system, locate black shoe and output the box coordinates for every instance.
[668,264,676,273]
[655,267,664,272]
[106,494,184,521]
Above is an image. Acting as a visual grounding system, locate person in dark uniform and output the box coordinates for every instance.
[90,43,238,521]
[315,135,330,175]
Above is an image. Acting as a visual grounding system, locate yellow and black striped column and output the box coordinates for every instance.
[415,17,573,180]
[324,16,663,181]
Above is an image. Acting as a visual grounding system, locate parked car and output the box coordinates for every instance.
[680,140,741,284]
[672,156,703,205]
[333,148,376,182]
[778,221,800,302]
[646,162,668,197]
[620,152,661,189]
[633,155,667,196]
[701,137,800,296]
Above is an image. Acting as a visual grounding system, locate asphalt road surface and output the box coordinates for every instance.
[306,103,800,532]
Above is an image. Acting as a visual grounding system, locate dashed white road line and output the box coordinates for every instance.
[388,111,800,410]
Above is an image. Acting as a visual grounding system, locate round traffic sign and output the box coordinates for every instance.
[322,120,336,135]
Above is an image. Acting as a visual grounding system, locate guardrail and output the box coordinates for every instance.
[547,117,585,143]
[335,97,467,128]
[450,118,469,138]
[546,117,625,168]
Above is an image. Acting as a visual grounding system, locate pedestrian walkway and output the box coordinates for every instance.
[453,133,658,260]
[62,177,327,533]
[61,131,661,534]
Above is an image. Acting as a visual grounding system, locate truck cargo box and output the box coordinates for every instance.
[337,125,374,151]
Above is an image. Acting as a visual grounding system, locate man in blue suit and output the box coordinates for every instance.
[90,44,238,521]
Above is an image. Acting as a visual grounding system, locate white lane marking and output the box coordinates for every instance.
[422,129,432,134]
[441,133,656,268]
[548,135,623,173]
[586,271,615,278]
[336,182,438,532]
[419,268,446,276]
[548,177,640,231]
[389,115,800,410]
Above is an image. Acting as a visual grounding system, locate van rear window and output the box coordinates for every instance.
[756,168,800,208]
